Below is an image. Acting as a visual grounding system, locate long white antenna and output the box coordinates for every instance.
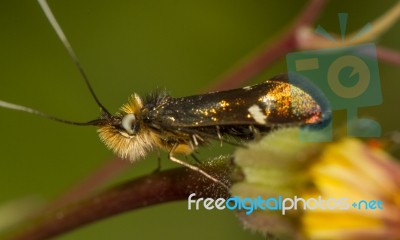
[0,100,96,126]
[37,0,111,116]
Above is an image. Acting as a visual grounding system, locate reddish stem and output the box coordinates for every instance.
[9,161,232,240]
[377,46,400,66]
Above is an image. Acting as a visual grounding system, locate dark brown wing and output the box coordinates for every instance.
[154,77,326,128]
[142,74,331,142]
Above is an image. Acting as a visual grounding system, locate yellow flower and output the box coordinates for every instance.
[232,128,400,240]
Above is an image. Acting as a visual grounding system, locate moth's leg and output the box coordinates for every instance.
[191,134,198,147]
[191,134,205,147]
[168,143,229,191]
[216,125,223,147]
[249,125,261,140]
[152,149,162,173]
[191,153,202,165]
[187,137,199,165]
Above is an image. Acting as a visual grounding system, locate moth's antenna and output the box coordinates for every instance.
[0,100,104,126]
[37,0,111,117]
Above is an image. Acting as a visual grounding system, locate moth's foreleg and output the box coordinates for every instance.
[168,143,229,191]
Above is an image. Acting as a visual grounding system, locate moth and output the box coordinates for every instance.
[0,0,331,189]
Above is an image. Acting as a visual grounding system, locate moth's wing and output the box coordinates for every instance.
[155,75,324,128]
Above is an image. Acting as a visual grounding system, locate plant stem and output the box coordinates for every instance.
[9,160,232,240]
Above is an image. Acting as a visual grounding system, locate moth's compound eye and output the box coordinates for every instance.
[121,114,137,135]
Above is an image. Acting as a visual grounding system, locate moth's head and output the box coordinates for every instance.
[96,94,155,161]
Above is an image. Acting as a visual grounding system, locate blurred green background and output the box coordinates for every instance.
[0,0,399,239]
